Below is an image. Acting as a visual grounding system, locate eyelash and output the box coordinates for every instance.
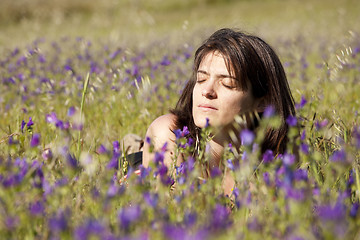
[196,78,236,89]
[222,83,234,89]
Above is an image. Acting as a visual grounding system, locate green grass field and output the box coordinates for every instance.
[0,0,360,239]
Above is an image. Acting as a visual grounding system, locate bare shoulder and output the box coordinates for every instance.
[143,114,178,167]
[146,114,177,145]
[148,114,176,132]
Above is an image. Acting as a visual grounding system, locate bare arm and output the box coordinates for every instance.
[143,114,182,169]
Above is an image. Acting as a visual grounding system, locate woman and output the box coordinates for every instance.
[142,28,295,195]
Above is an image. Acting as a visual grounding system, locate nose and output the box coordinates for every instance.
[201,81,217,99]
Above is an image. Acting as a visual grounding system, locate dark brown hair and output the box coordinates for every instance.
[171,28,295,155]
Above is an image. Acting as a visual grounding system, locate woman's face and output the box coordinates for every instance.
[192,51,259,129]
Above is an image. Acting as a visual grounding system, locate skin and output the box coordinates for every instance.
[143,51,261,196]
[193,51,259,135]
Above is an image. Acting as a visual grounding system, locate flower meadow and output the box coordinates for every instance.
[1,28,360,239]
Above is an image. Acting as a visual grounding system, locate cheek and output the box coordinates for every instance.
[225,95,254,115]
[192,85,199,98]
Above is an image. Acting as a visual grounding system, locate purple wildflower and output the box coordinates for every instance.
[66,153,78,169]
[139,165,150,179]
[106,182,123,198]
[330,149,346,162]
[246,192,252,205]
[242,150,248,162]
[11,47,19,56]
[240,129,255,146]
[174,126,189,139]
[186,157,195,173]
[283,153,296,166]
[5,216,19,230]
[97,144,108,154]
[30,133,40,147]
[263,105,275,118]
[300,130,306,141]
[90,61,100,74]
[64,64,73,72]
[296,95,307,109]
[163,225,187,240]
[29,200,45,216]
[154,152,164,164]
[313,187,320,196]
[209,204,232,231]
[21,120,26,132]
[210,167,222,178]
[247,218,262,232]
[315,119,329,130]
[32,164,44,189]
[72,122,83,131]
[262,149,274,163]
[164,225,208,240]
[156,164,168,177]
[48,209,69,233]
[27,117,34,127]
[113,141,120,154]
[46,112,58,124]
[353,46,360,56]
[184,211,197,227]
[118,205,142,229]
[109,49,121,59]
[263,172,270,185]
[8,136,18,145]
[67,106,76,116]
[55,177,68,188]
[2,175,16,188]
[227,159,235,171]
[74,219,108,240]
[91,187,100,199]
[55,120,64,129]
[176,163,185,176]
[160,55,171,66]
[42,148,53,160]
[161,142,168,152]
[316,202,346,221]
[106,156,118,169]
[352,126,360,149]
[294,169,308,181]
[144,192,158,207]
[300,143,309,154]
[161,175,175,186]
[350,202,359,218]
[186,137,194,147]
[347,170,354,187]
[205,117,210,127]
[286,115,297,127]
[286,187,305,201]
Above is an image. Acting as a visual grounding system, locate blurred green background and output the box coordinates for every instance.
[1,0,359,50]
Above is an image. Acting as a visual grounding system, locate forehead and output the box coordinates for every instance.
[198,51,234,75]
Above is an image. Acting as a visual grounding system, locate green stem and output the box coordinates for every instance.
[355,165,360,202]
[77,72,90,159]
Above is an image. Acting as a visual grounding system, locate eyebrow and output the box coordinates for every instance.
[197,70,236,79]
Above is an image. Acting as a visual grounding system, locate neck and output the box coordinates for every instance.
[207,125,242,166]
[207,136,228,169]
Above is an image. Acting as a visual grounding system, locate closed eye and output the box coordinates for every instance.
[221,78,237,89]
[197,71,208,83]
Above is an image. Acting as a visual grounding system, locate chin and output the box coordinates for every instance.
[194,117,208,128]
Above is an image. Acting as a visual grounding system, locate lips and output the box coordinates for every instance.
[198,104,218,111]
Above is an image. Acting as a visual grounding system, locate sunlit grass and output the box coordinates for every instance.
[0,0,360,239]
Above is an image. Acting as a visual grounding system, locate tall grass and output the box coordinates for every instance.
[0,0,360,239]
